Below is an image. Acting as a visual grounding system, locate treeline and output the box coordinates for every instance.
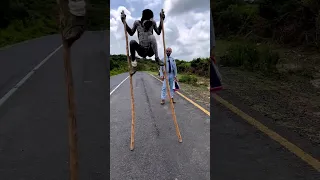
[0,0,109,47]
[110,55,158,76]
[110,55,210,78]
[212,0,320,49]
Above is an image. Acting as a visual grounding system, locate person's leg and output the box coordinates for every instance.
[168,73,175,103]
[57,0,86,47]
[161,79,166,104]
[130,40,147,62]
[129,40,147,75]
[148,35,164,66]
[146,46,154,57]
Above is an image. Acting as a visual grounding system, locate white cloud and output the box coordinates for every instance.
[125,0,140,2]
[110,0,210,61]
[163,0,209,16]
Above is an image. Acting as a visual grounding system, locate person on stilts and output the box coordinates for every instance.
[121,9,165,76]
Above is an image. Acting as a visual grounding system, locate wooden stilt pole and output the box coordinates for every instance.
[62,41,79,180]
[122,10,136,150]
[160,9,182,143]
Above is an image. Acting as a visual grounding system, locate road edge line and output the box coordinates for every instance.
[148,72,320,172]
[212,94,320,172]
[110,75,130,95]
[0,44,63,108]
[148,73,210,116]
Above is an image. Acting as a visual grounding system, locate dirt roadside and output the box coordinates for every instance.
[218,66,320,145]
[147,71,210,111]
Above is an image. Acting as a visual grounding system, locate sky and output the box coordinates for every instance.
[110,0,210,61]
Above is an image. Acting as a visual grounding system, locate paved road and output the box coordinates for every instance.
[110,72,210,180]
[210,93,320,179]
[0,31,110,180]
[110,72,319,180]
[0,31,318,180]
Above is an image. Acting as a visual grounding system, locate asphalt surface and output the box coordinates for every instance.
[0,31,109,180]
[0,30,319,180]
[111,72,319,180]
[210,94,320,179]
[110,72,210,180]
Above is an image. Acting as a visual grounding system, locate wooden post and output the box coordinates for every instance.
[122,10,136,151]
[160,9,182,143]
[57,0,87,179]
[62,41,79,180]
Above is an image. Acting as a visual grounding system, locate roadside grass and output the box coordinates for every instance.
[145,70,210,109]
[215,39,320,144]
[110,68,127,77]
[216,40,319,78]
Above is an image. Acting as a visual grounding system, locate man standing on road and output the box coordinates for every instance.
[159,47,177,105]
[121,9,165,76]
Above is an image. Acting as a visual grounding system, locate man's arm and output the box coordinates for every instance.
[126,20,138,36]
[152,20,162,35]
[173,58,178,77]
[159,58,164,77]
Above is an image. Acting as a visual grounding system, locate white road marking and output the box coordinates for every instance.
[110,75,130,95]
[0,44,63,108]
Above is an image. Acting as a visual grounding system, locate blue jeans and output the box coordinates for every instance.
[161,73,175,100]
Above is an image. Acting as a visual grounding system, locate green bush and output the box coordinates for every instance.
[220,43,259,69]
[110,68,126,76]
[213,0,320,47]
[175,58,210,78]
[176,62,191,73]
[215,3,258,37]
[0,0,108,48]
[179,75,198,85]
[220,42,279,73]
[136,63,146,71]
[258,45,280,73]
[110,55,159,76]
[109,55,211,79]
